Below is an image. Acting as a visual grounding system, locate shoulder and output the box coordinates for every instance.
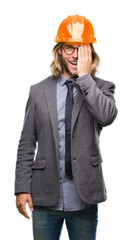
[94,76,116,93]
[30,76,52,89]
[29,75,55,94]
[94,76,115,88]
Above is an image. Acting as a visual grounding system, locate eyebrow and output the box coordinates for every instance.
[64,44,80,47]
[64,45,74,47]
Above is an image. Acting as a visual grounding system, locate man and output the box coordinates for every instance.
[15,15,118,240]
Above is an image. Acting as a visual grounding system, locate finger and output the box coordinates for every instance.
[82,44,87,58]
[84,44,89,53]
[87,45,92,62]
[83,44,91,63]
[28,196,34,212]
[16,198,30,219]
[89,63,96,74]
[78,44,82,58]
[92,63,96,69]
[19,204,30,219]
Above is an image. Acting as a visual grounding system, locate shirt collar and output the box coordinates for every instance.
[57,74,67,86]
[57,74,76,86]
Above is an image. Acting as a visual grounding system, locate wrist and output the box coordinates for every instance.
[78,72,88,78]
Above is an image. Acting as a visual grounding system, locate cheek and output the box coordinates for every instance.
[62,56,69,65]
[62,52,70,62]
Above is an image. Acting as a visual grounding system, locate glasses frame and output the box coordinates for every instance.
[63,45,80,55]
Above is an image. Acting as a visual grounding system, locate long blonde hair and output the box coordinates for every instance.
[50,42,100,79]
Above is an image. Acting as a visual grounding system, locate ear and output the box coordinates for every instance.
[58,47,62,55]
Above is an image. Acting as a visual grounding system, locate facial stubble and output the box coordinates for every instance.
[62,56,78,79]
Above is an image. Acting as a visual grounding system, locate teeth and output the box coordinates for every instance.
[71,62,77,65]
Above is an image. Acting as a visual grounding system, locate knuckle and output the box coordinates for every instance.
[17,203,21,208]
[20,201,25,206]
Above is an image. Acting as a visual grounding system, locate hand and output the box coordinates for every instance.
[77,44,96,77]
[16,193,33,219]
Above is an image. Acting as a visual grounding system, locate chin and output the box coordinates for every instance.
[70,71,78,78]
[63,65,78,79]
[71,73,78,78]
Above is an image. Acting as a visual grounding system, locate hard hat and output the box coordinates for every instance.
[55,14,96,44]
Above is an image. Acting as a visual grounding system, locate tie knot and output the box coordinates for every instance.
[65,80,73,91]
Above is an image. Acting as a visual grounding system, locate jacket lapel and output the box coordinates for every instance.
[44,76,59,161]
[44,76,84,157]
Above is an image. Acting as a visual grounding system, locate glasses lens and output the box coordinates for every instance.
[64,45,74,55]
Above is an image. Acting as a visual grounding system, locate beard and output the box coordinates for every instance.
[62,57,78,79]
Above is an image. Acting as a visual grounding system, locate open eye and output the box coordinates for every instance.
[65,45,74,50]
[63,45,74,54]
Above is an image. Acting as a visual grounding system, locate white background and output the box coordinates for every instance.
[0,0,132,239]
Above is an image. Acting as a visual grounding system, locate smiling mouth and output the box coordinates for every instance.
[70,61,78,66]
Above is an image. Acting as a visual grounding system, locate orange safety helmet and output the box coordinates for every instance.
[55,15,96,44]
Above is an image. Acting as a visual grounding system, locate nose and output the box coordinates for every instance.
[72,48,78,58]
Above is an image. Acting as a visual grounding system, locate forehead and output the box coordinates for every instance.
[63,42,81,47]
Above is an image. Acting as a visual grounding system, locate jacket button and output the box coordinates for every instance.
[73,157,76,160]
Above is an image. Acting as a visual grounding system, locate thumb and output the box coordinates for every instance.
[89,63,96,74]
[92,63,96,70]
[27,195,34,212]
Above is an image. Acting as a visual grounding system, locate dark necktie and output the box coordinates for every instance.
[65,80,73,179]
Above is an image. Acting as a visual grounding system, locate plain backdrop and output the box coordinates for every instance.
[0,0,132,239]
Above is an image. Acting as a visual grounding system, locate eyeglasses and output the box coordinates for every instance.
[63,45,80,55]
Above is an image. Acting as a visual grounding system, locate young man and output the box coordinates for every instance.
[15,15,118,240]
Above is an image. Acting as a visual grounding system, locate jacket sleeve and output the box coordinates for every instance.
[73,74,118,126]
[15,85,37,195]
